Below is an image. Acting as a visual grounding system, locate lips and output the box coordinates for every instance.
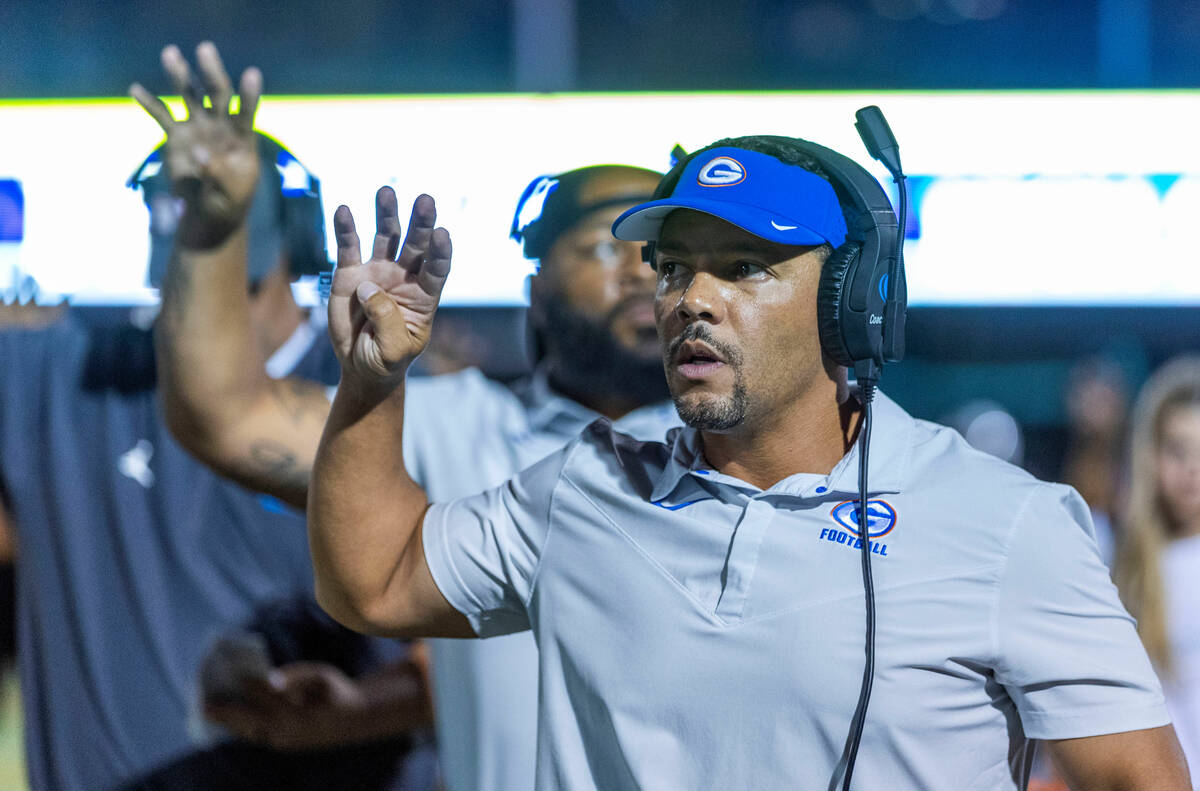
[674,340,726,380]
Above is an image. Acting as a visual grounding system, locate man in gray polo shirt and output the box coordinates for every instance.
[310,127,1192,787]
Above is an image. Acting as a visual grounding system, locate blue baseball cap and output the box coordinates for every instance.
[611,146,847,248]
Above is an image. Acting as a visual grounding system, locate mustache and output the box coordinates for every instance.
[665,324,741,366]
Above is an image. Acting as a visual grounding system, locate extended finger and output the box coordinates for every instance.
[129,83,176,130]
[371,186,402,262]
[161,45,204,118]
[397,194,437,272]
[195,41,232,116]
[235,67,262,132]
[334,205,362,270]
[417,227,453,298]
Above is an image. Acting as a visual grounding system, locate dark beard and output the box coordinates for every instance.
[536,296,671,407]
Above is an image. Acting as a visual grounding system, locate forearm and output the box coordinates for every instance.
[178,377,329,509]
[1048,725,1191,790]
[309,376,429,634]
[155,225,272,455]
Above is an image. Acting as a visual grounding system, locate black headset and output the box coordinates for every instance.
[644,108,909,791]
[127,133,330,287]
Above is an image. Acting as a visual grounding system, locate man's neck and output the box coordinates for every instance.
[248,269,305,362]
[700,378,861,491]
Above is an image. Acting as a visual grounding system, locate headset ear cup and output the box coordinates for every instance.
[817,241,861,367]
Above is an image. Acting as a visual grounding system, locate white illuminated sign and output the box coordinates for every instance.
[2,91,1199,306]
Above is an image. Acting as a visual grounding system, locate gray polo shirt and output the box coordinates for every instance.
[422,391,1168,790]
[403,369,678,791]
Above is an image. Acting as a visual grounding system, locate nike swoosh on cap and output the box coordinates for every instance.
[770,221,799,231]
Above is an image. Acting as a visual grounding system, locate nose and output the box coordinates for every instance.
[674,271,723,325]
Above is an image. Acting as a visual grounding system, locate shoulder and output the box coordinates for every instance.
[406,367,515,407]
[901,415,1085,547]
[403,368,526,443]
[0,315,83,355]
[559,418,674,502]
[909,415,1044,501]
[0,318,91,391]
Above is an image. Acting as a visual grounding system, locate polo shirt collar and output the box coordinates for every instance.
[650,389,915,502]
[519,366,677,439]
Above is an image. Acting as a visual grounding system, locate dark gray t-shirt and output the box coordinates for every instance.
[0,316,339,791]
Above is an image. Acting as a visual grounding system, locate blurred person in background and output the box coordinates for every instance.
[136,42,678,791]
[944,398,1025,467]
[0,293,64,752]
[1114,356,1200,782]
[406,312,490,378]
[186,594,436,790]
[1062,356,1133,566]
[0,123,434,789]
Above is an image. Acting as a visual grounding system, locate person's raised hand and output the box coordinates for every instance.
[327,188,452,392]
[129,41,261,250]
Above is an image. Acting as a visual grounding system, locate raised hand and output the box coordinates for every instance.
[130,42,261,250]
[328,188,452,389]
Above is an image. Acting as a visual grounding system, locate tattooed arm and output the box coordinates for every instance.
[134,43,328,508]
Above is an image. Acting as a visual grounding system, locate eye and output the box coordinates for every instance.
[658,259,678,277]
[734,260,767,279]
[589,240,620,261]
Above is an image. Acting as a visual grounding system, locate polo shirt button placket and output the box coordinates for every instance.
[713,496,776,621]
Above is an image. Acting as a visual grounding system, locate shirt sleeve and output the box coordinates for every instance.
[994,482,1170,739]
[421,441,572,638]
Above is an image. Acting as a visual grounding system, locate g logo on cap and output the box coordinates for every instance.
[697,156,746,187]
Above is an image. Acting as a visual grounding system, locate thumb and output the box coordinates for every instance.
[355,280,395,322]
[355,280,414,367]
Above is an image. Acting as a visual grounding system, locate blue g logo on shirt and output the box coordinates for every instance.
[831,499,897,539]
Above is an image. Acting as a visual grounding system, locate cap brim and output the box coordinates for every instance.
[612,197,833,246]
